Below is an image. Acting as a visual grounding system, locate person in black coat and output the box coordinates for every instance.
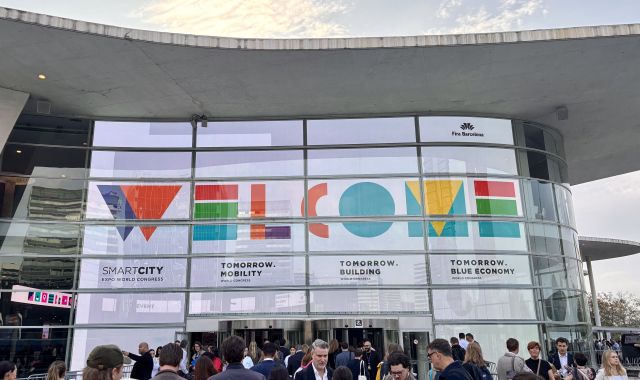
[347,349,369,380]
[549,338,574,378]
[295,339,333,380]
[362,340,380,377]
[287,345,305,376]
[124,342,154,380]
[450,338,467,362]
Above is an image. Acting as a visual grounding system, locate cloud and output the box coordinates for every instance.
[131,0,351,38]
[427,0,547,34]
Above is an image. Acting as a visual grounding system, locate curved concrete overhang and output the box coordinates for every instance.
[579,236,640,262]
[1,7,640,184]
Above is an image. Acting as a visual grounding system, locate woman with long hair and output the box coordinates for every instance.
[328,339,340,369]
[463,342,493,380]
[0,362,17,380]
[248,341,262,365]
[194,356,217,380]
[46,361,66,380]
[595,350,627,380]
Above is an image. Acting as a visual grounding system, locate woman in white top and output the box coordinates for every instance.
[150,348,161,377]
[242,347,255,369]
[595,350,628,380]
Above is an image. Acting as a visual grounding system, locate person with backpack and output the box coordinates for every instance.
[463,342,492,380]
[496,338,527,380]
[524,341,553,380]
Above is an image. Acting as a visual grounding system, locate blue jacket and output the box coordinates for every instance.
[251,359,281,378]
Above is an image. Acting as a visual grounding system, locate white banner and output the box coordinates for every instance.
[191,256,306,288]
[432,288,536,320]
[309,255,427,285]
[429,254,532,285]
[75,293,185,324]
[310,289,429,314]
[420,117,514,145]
[78,258,187,289]
[189,291,306,314]
[83,225,189,255]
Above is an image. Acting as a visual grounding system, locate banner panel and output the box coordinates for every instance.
[191,256,306,288]
[75,292,185,324]
[429,254,532,285]
[83,225,189,255]
[427,221,527,251]
[432,288,536,320]
[309,255,427,285]
[192,223,305,253]
[308,221,424,251]
[309,289,429,314]
[78,258,187,289]
[189,291,306,314]
[420,117,514,145]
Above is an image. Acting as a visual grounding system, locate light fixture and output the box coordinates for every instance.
[190,114,208,128]
[16,149,22,154]
[37,73,47,80]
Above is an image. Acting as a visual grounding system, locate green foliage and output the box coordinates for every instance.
[587,291,640,327]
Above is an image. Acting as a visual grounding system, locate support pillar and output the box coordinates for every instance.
[586,259,602,339]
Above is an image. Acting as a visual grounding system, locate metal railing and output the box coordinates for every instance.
[18,365,134,380]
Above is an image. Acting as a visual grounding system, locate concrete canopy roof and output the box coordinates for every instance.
[1,7,640,184]
[579,236,640,262]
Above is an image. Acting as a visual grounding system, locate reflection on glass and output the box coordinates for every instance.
[0,177,84,221]
[309,289,429,314]
[93,121,192,147]
[1,144,86,178]
[10,115,90,146]
[422,147,518,175]
[0,325,70,376]
[189,291,306,314]
[307,148,418,175]
[561,227,580,260]
[90,151,192,178]
[527,223,562,255]
[197,120,302,147]
[0,257,76,289]
[555,185,576,227]
[196,150,303,178]
[432,288,536,320]
[0,222,80,255]
[191,223,305,253]
[523,180,558,221]
[541,289,586,323]
[307,118,415,145]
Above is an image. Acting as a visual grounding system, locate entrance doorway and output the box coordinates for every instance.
[233,329,284,349]
[333,328,384,351]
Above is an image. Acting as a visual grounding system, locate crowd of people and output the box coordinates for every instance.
[0,335,629,380]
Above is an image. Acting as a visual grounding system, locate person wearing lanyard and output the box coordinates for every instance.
[362,340,381,376]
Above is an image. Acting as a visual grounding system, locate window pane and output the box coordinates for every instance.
[527,223,561,255]
[427,221,527,251]
[193,181,302,219]
[523,180,558,221]
[86,181,190,220]
[561,227,580,259]
[307,148,418,175]
[555,185,576,227]
[10,115,90,146]
[524,124,546,151]
[533,256,582,290]
[78,258,187,289]
[0,177,85,221]
[0,326,70,375]
[1,144,86,178]
[429,254,532,285]
[541,289,587,323]
[196,150,303,178]
[192,223,305,253]
[307,118,415,145]
[93,121,192,147]
[309,255,427,286]
[197,120,302,147]
[309,289,429,314]
[1,257,76,289]
[75,292,185,324]
[432,288,536,320]
[189,291,306,315]
[524,151,550,180]
[422,147,517,175]
[308,221,424,252]
[0,222,80,255]
[420,116,513,145]
[191,256,306,288]
[90,151,192,178]
[1,289,72,325]
[82,225,189,255]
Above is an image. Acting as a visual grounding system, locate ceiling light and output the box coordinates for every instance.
[37,73,47,80]
[16,149,22,154]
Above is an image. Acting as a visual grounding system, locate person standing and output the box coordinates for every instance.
[153,343,185,380]
[251,342,280,378]
[46,361,66,380]
[459,335,469,351]
[566,353,595,380]
[362,340,381,378]
[381,352,416,380]
[463,342,492,380]
[294,339,333,380]
[336,343,354,368]
[450,338,466,362]
[427,339,473,380]
[496,339,526,380]
[124,342,154,380]
[83,345,125,380]
[595,351,627,380]
[549,338,574,379]
[524,342,553,380]
[288,345,305,376]
[211,336,266,380]
[0,361,17,380]
[194,356,217,380]
[347,349,368,380]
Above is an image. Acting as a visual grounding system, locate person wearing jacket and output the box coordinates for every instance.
[381,352,415,380]
[427,339,473,380]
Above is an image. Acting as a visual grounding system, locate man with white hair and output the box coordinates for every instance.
[294,339,333,380]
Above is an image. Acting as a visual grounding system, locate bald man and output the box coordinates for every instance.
[124,342,154,380]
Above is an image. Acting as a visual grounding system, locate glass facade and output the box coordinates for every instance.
[0,114,587,374]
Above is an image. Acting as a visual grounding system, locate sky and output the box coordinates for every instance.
[1,0,639,295]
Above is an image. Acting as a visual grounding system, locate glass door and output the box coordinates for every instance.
[402,331,429,380]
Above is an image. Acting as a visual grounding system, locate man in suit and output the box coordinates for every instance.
[295,339,333,380]
[210,336,265,380]
[251,342,281,378]
[123,342,154,380]
[549,337,574,378]
[287,344,305,376]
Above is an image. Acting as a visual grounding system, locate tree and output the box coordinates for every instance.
[587,291,640,327]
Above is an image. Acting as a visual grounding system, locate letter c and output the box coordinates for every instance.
[302,183,329,238]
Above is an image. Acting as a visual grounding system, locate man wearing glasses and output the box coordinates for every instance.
[427,339,473,380]
[383,352,416,380]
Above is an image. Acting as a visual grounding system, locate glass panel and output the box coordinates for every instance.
[422,147,518,175]
[90,151,192,178]
[307,118,415,145]
[92,121,192,147]
[193,181,303,219]
[0,326,70,375]
[190,256,306,288]
[0,222,80,255]
[75,292,185,324]
[527,223,562,255]
[432,288,536,320]
[429,254,532,285]
[197,120,302,147]
[0,177,84,221]
[308,178,417,218]
[308,221,424,252]
[192,223,305,254]
[543,130,559,155]
[78,258,187,289]
[525,151,550,180]
[10,115,90,146]
[195,150,303,178]
[541,289,587,323]
[85,181,190,220]
[1,144,86,178]
[543,325,591,360]
[82,225,189,255]
[1,290,72,325]
[309,289,429,314]
[189,291,306,315]
[524,124,546,151]
[555,185,576,227]
[523,180,558,221]
[427,221,527,251]
[561,227,580,260]
[71,328,179,370]
[307,147,418,175]
[308,255,427,285]
[435,324,539,365]
[533,256,576,289]
[0,257,76,289]
[420,116,514,145]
